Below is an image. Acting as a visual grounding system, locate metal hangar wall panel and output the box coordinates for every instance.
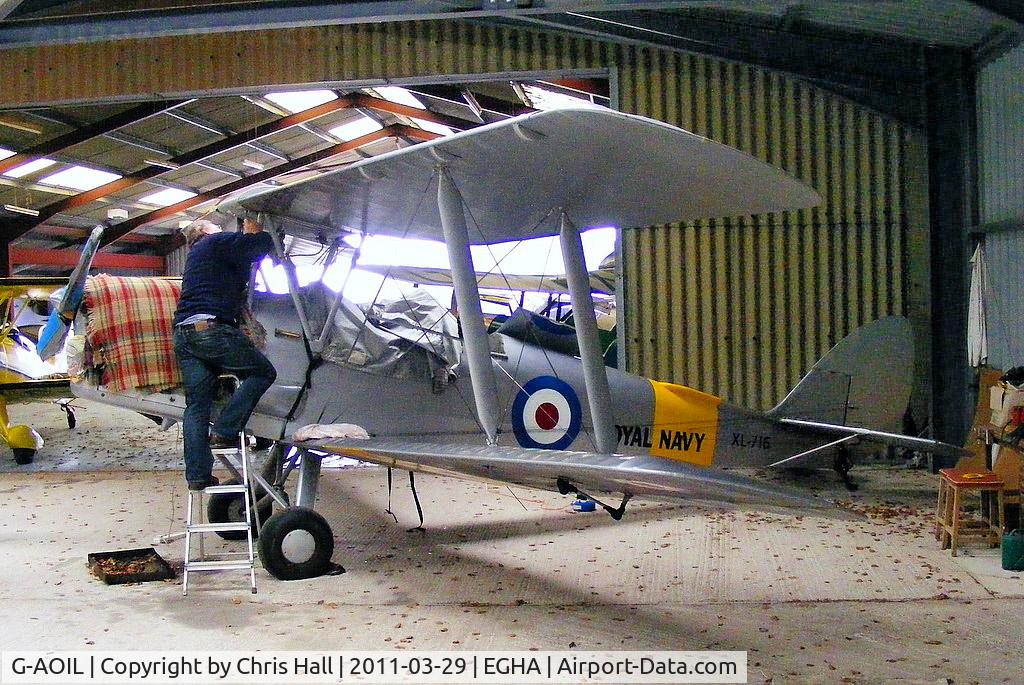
[975,44,1024,371]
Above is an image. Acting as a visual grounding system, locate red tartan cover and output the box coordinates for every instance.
[84,275,182,391]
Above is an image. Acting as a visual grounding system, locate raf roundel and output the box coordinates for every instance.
[511,376,582,450]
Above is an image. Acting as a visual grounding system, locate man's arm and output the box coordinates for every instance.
[226,218,274,263]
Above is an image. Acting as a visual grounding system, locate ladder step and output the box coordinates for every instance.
[211,447,241,455]
[186,560,254,572]
[187,522,250,533]
[203,484,248,494]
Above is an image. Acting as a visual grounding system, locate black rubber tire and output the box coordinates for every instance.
[12,448,34,465]
[206,479,273,541]
[257,507,334,581]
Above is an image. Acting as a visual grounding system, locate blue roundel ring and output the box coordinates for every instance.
[511,376,582,450]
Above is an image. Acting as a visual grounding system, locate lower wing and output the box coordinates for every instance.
[300,437,836,511]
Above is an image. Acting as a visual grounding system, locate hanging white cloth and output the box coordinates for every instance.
[968,243,989,367]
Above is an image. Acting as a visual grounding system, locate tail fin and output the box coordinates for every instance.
[767,316,913,432]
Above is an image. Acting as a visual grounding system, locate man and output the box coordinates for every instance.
[173,217,277,490]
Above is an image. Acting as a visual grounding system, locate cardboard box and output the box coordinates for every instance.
[990,382,1024,428]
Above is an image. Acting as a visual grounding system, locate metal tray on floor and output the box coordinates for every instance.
[88,547,175,585]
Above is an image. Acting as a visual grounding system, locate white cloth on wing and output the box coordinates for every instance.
[293,423,370,442]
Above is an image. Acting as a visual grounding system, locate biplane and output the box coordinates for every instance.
[0,277,78,464]
[45,108,964,580]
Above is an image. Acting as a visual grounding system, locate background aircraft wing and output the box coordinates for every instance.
[356,264,616,295]
[229,107,820,244]
[302,437,836,511]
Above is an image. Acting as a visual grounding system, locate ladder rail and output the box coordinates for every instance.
[183,433,259,596]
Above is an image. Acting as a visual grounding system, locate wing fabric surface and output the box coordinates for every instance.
[356,264,616,295]
[304,437,833,510]
[231,108,821,244]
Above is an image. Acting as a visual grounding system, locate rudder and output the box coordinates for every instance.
[767,316,914,432]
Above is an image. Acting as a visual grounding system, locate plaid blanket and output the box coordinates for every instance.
[85,275,181,392]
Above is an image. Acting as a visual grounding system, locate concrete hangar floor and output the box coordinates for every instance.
[0,398,1021,684]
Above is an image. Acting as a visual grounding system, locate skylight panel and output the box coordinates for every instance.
[328,117,384,142]
[264,90,337,114]
[373,87,453,136]
[3,158,56,178]
[39,165,121,191]
[138,188,197,207]
[523,84,601,111]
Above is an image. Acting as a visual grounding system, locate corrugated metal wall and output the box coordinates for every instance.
[619,51,913,408]
[976,44,1024,371]
[1,21,921,409]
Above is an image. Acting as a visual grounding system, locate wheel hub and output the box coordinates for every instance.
[281,529,316,564]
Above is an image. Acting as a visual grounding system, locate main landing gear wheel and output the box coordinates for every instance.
[257,507,334,580]
[207,478,273,541]
[12,448,34,465]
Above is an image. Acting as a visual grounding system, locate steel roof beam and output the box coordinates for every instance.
[97,123,438,248]
[10,246,163,270]
[1,95,361,241]
[0,99,186,176]
[0,1,708,48]
[516,10,927,126]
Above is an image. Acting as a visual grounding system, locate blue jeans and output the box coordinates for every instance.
[173,323,277,483]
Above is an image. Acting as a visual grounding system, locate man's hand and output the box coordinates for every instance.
[242,217,265,234]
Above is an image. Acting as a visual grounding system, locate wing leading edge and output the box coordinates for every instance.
[229,107,821,244]
[302,437,835,511]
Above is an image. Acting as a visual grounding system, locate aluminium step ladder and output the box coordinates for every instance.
[182,435,258,596]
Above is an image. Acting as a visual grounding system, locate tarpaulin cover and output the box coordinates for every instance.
[84,275,181,391]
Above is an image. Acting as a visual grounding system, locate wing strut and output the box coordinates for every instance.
[437,168,501,444]
[559,213,617,455]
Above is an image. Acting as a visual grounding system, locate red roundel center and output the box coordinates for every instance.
[535,403,559,430]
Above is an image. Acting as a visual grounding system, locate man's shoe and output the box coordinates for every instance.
[187,475,220,491]
[209,433,239,449]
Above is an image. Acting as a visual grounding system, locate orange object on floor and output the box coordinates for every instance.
[935,468,1005,556]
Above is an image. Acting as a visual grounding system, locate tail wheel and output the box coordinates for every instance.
[12,448,34,465]
[206,478,273,541]
[257,507,334,580]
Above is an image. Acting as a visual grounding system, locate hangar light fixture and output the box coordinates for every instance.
[40,165,122,191]
[375,86,453,136]
[3,157,56,178]
[139,187,197,207]
[328,117,383,142]
[3,204,39,216]
[0,146,14,160]
[145,158,181,170]
[264,90,337,114]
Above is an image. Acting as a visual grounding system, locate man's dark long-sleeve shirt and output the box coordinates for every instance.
[174,231,274,326]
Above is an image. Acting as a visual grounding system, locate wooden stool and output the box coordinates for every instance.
[935,468,1005,556]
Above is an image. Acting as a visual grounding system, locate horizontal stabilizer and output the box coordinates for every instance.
[775,419,968,461]
[303,437,838,512]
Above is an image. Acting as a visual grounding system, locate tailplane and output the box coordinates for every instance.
[767,316,913,432]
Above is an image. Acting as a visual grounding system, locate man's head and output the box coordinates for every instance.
[181,219,222,247]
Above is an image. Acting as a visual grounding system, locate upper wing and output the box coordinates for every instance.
[229,107,821,244]
[303,437,835,511]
